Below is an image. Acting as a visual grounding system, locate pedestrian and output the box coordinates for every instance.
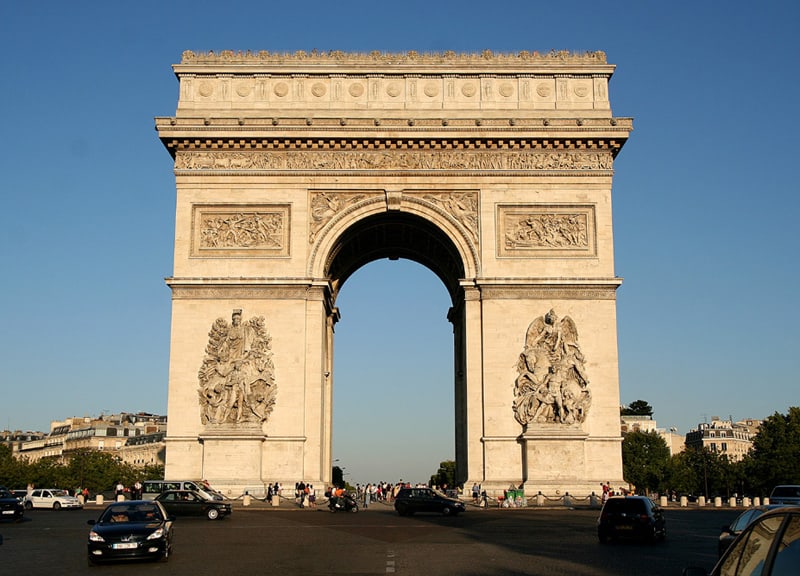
[472,483,480,504]
[308,484,316,508]
[131,480,143,500]
[115,481,125,501]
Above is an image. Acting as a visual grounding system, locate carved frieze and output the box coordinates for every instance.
[513,309,591,427]
[176,149,613,172]
[198,309,277,427]
[497,204,596,258]
[192,204,290,257]
[421,192,479,244]
[180,49,608,65]
[309,191,374,243]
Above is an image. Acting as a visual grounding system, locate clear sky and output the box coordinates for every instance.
[1,1,798,486]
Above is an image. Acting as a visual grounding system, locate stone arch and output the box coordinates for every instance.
[157,50,631,498]
[309,193,479,301]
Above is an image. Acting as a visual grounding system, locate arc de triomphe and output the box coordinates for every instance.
[155,50,632,496]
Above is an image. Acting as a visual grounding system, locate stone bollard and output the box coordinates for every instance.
[590,493,600,508]
[680,496,688,507]
[729,497,736,507]
[743,497,751,507]
[659,496,668,507]
[117,494,125,502]
[536,492,544,507]
[563,493,572,508]
[714,496,722,508]
[764,497,770,505]
[698,496,706,507]
[243,494,251,507]
[753,497,761,506]
[96,494,104,506]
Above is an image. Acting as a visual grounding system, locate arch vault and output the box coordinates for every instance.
[156,50,632,496]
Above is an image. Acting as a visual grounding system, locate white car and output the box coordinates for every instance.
[25,488,83,510]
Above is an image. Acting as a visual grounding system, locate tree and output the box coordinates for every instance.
[332,465,344,488]
[429,460,456,490]
[620,400,654,417]
[744,407,800,494]
[621,430,669,493]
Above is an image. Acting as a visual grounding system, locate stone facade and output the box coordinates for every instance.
[13,413,166,467]
[685,417,761,462]
[156,50,632,496]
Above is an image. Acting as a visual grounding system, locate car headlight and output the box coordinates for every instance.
[88,531,105,543]
[147,527,165,540]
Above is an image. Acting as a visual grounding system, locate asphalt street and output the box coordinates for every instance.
[0,501,739,576]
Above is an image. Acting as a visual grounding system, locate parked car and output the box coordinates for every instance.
[393,487,465,516]
[87,500,173,565]
[769,485,800,506]
[155,490,232,520]
[683,506,800,576]
[142,480,225,501]
[0,488,24,521]
[25,488,82,510]
[717,505,792,557]
[597,495,666,543]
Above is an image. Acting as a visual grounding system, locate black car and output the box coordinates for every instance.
[394,487,466,516]
[0,488,24,521]
[597,496,666,543]
[87,500,173,565]
[155,490,232,520]
[684,507,800,576]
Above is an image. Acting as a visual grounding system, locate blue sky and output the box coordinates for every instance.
[1,1,798,485]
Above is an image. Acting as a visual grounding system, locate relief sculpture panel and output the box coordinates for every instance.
[497,204,595,258]
[176,150,613,172]
[192,204,290,257]
[198,309,277,427]
[513,309,591,427]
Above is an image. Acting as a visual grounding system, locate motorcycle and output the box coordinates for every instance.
[328,492,359,513]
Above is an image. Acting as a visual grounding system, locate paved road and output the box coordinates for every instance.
[0,502,739,575]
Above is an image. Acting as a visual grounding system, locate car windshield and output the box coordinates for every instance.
[100,503,163,524]
[772,486,800,497]
[0,490,12,498]
[51,489,70,497]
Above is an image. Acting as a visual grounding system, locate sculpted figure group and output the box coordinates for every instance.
[513,309,591,426]
[198,309,277,426]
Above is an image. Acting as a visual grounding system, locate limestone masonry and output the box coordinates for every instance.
[156,50,632,496]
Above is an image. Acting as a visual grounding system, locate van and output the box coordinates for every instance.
[142,480,225,501]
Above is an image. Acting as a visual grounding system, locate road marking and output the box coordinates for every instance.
[386,550,396,573]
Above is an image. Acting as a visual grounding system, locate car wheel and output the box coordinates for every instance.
[442,506,452,516]
[53,501,61,510]
[207,507,220,520]
[350,504,358,513]
[159,541,171,562]
[24,501,32,510]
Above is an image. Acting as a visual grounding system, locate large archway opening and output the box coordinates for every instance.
[324,212,468,486]
[332,259,453,485]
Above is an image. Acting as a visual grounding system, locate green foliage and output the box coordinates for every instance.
[621,400,654,417]
[667,446,745,498]
[332,465,344,488]
[621,430,669,493]
[743,407,800,493]
[0,447,152,494]
[429,460,456,489]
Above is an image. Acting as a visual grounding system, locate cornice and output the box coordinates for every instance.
[177,49,610,72]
